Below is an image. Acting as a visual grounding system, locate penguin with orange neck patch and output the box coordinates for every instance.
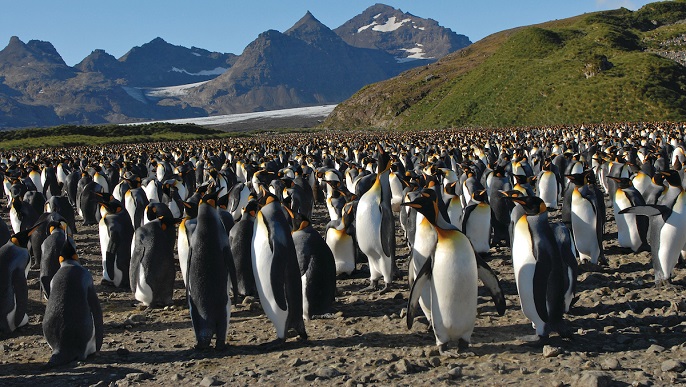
[43,238,103,366]
[98,199,134,288]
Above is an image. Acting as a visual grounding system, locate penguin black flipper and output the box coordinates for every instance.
[105,228,119,282]
[87,281,104,351]
[268,224,288,312]
[407,256,432,329]
[12,269,28,329]
[619,204,670,217]
[531,230,551,324]
[475,253,506,316]
[224,244,239,304]
[461,204,477,234]
[380,202,394,258]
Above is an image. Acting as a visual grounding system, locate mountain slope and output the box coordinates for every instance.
[324,1,686,129]
[334,3,470,61]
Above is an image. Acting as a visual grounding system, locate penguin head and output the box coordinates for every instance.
[10,221,44,248]
[608,175,632,189]
[659,170,682,188]
[513,174,528,185]
[243,199,259,218]
[47,220,68,235]
[505,195,547,216]
[472,189,488,203]
[283,206,310,232]
[565,172,588,187]
[58,238,78,264]
[401,188,439,225]
[199,191,219,208]
[99,199,123,214]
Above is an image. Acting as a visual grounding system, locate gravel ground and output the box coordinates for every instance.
[1,199,686,387]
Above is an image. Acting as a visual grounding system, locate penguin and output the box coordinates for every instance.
[325,201,357,276]
[565,172,603,266]
[9,196,39,234]
[40,220,68,300]
[403,188,479,356]
[356,145,396,292]
[130,205,177,307]
[124,186,149,229]
[551,223,579,313]
[229,199,259,297]
[23,190,46,219]
[187,192,232,349]
[77,181,103,226]
[0,226,39,333]
[620,170,686,286]
[505,195,569,341]
[227,182,250,222]
[0,217,10,246]
[286,207,336,320]
[461,189,492,255]
[42,239,104,366]
[487,166,512,246]
[45,195,77,234]
[98,200,135,288]
[251,192,307,344]
[177,200,198,287]
[536,158,561,210]
[608,176,650,253]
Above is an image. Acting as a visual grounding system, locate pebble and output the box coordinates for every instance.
[394,359,412,374]
[572,371,612,387]
[429,357,441,367]
[200,375,221,386]
[170,373,184,381]
[346,329,361,336]
[242,296,255,305]
[116,347,130,356]
[290,357,305,367]
[661,359,685,373]
[601,358,621,370]
[315,366,341,379]
[543,345,561,358]
[647,344,665,354]
[448,366,462,379]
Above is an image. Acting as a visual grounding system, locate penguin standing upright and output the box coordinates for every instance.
[42,239,104,366]
[40,220,69,300]
[129,209,177,307]
[505,195,569,341]
[229,199,259,297]
[403,189,478,356]
[0,226,38,333]
[325,201,357,276]
[609,176,649,253]
[565,172,603,265]
[537,158,561,210]
[98,200,134,288]
[187,192,232,349]
[286,208,336,320]
[461,190,492,255]
[621,170,686,286]
[356,145,396,292]
[251,192,307,343]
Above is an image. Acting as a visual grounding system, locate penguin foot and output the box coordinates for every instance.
[214,341,228,351]
[517,334,547,346]
[438,344,460,358]
[361,280,379,292]
[100,278,115,286]
[378,283,392,295]
[260,338,285,351]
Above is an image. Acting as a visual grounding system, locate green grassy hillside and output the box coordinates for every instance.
[323,1,686,129]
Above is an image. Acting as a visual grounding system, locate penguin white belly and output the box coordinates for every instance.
[613,191,640,251]
[512,217,546,336]
[99,220,112,282]
[356,195,384,279]
[656,194,686,281]
[632,174,651,198]
[447,198,463,229]
[430,234,477,346]
[389,173,403,212]
[169,200,182,219]
[125,194,137,228]
[465,204,491,254]
[326,229,355,275]
[412,216,436,321]
[9,208,20,234]
[538,172,558,209]
[252,215,289,338]
[178,222,190,286]
[301,273,310,321]
[6,294,17,331]
[571,191,599,264]
[135,263,154,305]
[83,318,97,360]
[326,198,340,222]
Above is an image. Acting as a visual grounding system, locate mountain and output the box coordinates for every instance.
[0,4,467,129]
[180,12,422,115]
[324,1,686,129]
[334,3,470,61]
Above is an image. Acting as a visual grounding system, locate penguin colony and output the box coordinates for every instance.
[1,122,686,367]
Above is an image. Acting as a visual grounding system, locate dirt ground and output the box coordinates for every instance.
[1,198,686,387]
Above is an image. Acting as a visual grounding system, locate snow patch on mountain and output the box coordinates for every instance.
[170,67,227,76]
[122,86,148,104]
[143,81,209,98]
[357,16,412,33]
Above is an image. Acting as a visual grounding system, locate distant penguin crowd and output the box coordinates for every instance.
[1,121,686,365]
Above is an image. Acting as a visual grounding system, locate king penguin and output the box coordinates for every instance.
[356,145,396,292]
[40,219,69,300]
[461,190,492,255]
[325,201,358,277]
[251,191,307,344]
[608,176,649,253]
[229,199,259,297]
[402,188,479,356]
[565,172,603,266]
[187,192,232,349]
[42,239,104,366]
[98,199,134,288]
[129,209,178,307]
[0,225,40,333]
[286,207,336,321]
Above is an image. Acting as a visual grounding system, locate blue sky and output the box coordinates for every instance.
[1,0,659,66]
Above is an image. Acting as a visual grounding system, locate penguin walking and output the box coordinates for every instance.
[0,226,39,333]
[187,192,232,349]
[98,200,134,288]
[251,192,307,344]
[506,195,569,341]
[129,212,177,307]
[286,208,336,320]
[42,239,104,366]
[356,146,396,292]
[325,201,357,276]
[403,189,479,356]
[609,176,649,253]
[40,220,69,300]
[229,199,259,297]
